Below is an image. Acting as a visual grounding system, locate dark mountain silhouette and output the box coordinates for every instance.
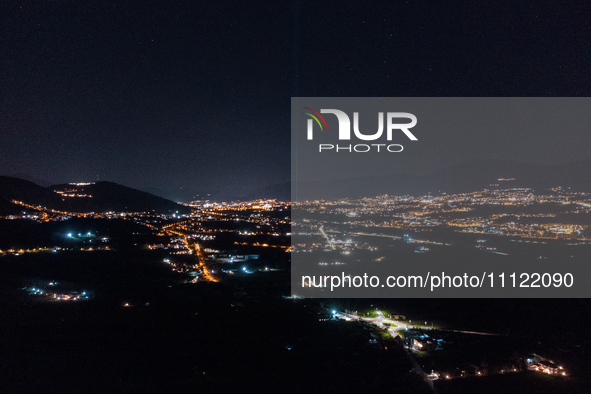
[0,177,60,206]
[0,177,190,214]
[7,173,56,187]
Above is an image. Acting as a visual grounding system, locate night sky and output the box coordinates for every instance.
[2,1,590,201]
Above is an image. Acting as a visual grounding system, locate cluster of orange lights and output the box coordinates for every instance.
[233,241,289,250]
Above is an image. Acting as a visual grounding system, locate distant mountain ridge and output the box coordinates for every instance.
[0,177,191,214]
[3,158,589,208]
[6,173,55,187]
[293,159,591,200]
[202,159,591,202]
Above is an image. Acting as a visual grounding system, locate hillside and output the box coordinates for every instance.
[51,181,191,214]
[0,177,190,214]
[0,177,61,207]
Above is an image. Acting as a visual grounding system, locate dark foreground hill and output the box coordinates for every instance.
[0,177,190,214]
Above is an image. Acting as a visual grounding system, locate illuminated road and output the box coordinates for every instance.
[372,309,410,336]
[189,241,218,282]
[167,227,219,282]
[319,226,335,250]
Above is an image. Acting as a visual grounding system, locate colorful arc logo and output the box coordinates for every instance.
[302,107,329,131]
